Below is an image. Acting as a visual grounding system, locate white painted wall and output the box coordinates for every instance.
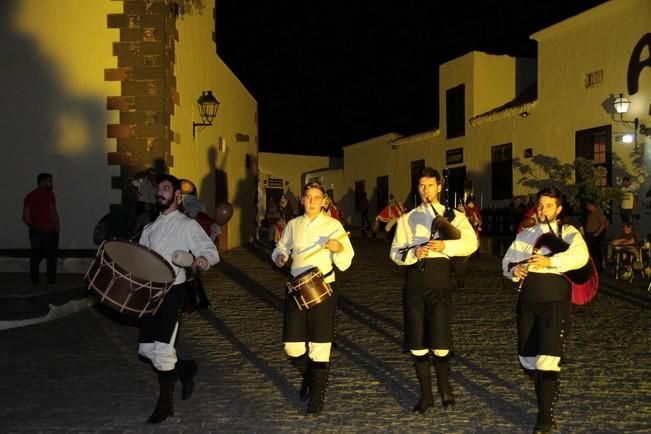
[339,0,650,238]
[2,0,122,250]
[173,2,259,249]
[258,152,332,212]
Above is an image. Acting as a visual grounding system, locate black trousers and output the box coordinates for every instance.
[29,229,58,284]
[517,274,570,359]
[139,282,188,344]
[517,299,569,359]
[403,259,453,351]
[584,231,604,270]
[283,283,338,343]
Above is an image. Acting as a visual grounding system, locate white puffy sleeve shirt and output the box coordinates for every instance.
[389,203,477,266]
[502,222,589,281]
[140,210,220,284]
[271,213,354,283]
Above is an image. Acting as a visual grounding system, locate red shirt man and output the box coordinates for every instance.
[24,181,58,232]
[23,173,60,285]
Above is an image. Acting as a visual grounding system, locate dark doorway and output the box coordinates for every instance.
[266,188,283,212]
[491,143,513,200]
[409,159,425,208]
[376,175,389,211]
[444,166,466,208]
[354,180,365,211]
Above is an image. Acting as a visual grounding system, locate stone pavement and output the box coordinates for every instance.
[1,236,650,433]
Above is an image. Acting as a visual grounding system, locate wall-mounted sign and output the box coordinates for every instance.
[446,148,463,165]
[628,33,651,95]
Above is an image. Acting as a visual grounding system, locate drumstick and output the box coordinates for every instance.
[302,231,351,261]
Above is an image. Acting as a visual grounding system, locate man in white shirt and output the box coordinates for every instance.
[619,176,637,223]
[390,167,477,414]
[502,187,589,434]
[138,174,220,424]
[272,180,354,415]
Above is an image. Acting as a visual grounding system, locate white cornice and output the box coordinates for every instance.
[389,129,440,145]
[469,101,537,126]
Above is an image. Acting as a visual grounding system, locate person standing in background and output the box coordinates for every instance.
[23,173,60,285]
[619,177,637,223]
[134,168,158,227]
[322,194,342,222]
[180,179,219,311]
[583,200,608,271]
[359,191,371,231]
[463,196,482,252]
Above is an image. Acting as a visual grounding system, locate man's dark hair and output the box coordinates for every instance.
[303,180,326,195]
[158,174,181,191]
[537,187,563,205]
[37,173,52,185]
[419,167,441,183]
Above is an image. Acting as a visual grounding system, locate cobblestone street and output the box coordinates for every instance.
[2,236,650,433]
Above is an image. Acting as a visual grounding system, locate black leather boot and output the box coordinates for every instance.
[433,354,455,408]
[289,354,310,401]
[412,354,434,413]
[177,358,198,400]
[306,361,329,415]
[533,370,559,433]
[146,369,177,424]
[523,368,538,390]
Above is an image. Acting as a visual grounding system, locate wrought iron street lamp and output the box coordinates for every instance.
[612,93,647,152]
[193,90,220,139]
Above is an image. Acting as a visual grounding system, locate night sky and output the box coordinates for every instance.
[216,0,608,157]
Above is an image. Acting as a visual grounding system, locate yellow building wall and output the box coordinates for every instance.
[172,2,259,249]
[258,152,331,210]
[439,53,473,142]
[532,0,651,175]
[471,52,536,118]
[3,0,122,249]
[337,0,649,236]
[303,168,345,208]
[342,134,398,223]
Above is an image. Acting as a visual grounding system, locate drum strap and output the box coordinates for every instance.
[322,268,334,279]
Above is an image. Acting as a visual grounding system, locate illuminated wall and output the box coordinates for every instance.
[258,152,332,212]
[340,0,650,237]
[304,168,345,206]
[172,2,258,249]
[1,0,122,250]
[531,0,650,185]
[342,134,398,225]
[1,0,258,251]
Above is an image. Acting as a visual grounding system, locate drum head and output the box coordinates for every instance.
[103,240,174,283]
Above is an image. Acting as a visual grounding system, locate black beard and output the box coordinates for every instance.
[157,197,174,212]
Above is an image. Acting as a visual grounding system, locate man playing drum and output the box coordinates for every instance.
[390,167,476,414]
[138,174,219,423]
[502,187,589,433]
[271,180,354,415]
